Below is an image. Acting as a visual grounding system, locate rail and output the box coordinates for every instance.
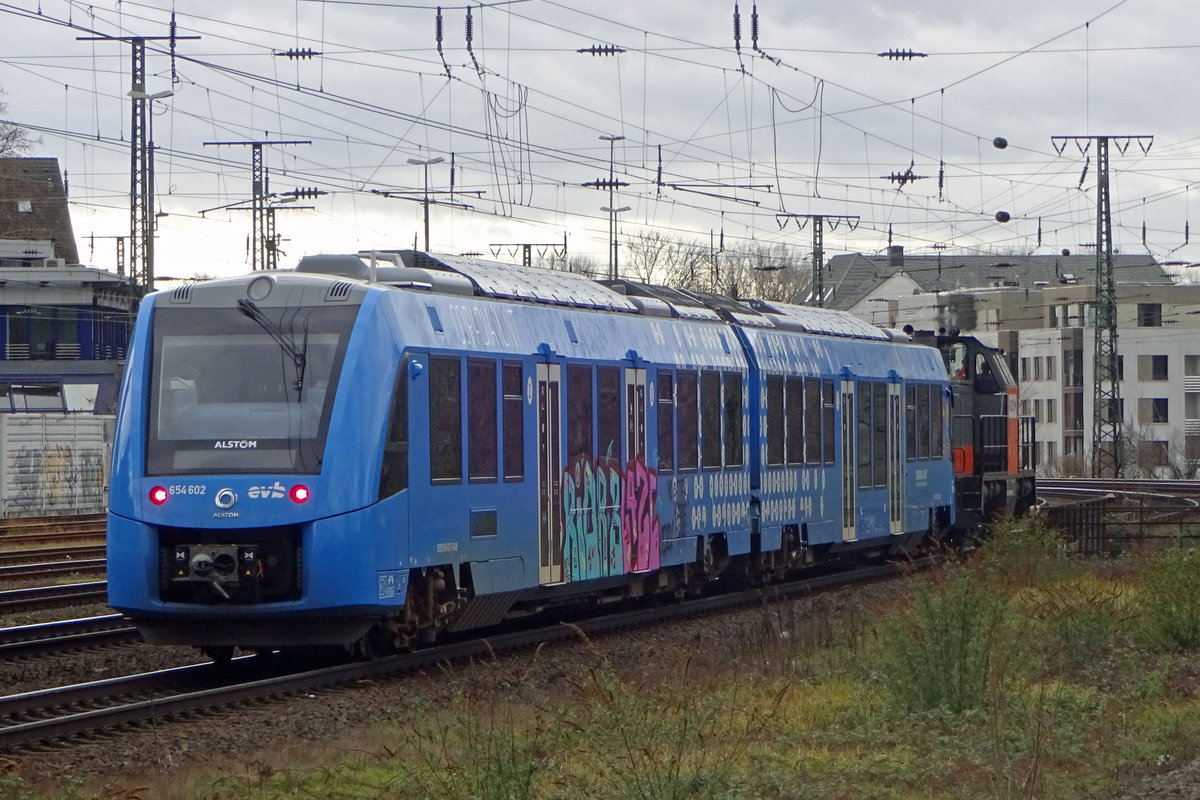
[1038,478,1200,554]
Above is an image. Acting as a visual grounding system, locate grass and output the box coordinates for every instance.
[10,516,1200,799]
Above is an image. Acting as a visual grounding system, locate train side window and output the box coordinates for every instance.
[678,371,699,471]
[567,365,594,464]
[502,361,524,481]
[597,366,621,463]
[804,378,821,465]
[784,376,803,466]
[723,372,743,467]
[467,359,499,482]
[766,375,785,466]
[872,382,887,487]
[378,356,409,499]
[821,380,836,464]
[949,343,968,381]
[917,383,931,460]
[974,353,999,394]
[857,381,872,489]
[933,384,945,458]
[905,385,917,461]
[429,356,462,483]
[657,371,675,472]
[700,370,721,468]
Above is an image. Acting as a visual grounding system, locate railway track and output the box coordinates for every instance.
[0,581,108,614]
[0,559,912,752]
[0,614,138,659]
[0,545,106,568]
[0,558,106,582]
[0,513,106,549]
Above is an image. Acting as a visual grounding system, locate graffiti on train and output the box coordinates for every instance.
[562,453,661,580]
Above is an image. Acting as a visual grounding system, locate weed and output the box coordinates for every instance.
[881,559,1009,713]
[1140,546,1200,649]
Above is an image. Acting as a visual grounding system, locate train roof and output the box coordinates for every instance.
[294,250,904,342]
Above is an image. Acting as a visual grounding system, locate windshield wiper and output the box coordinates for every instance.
[237,298,308,398]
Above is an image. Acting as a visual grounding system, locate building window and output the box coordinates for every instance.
[1033,399,1042,422]
[1138,303,1163,327]
[1064,350,1084,387]
[1138,440,1169,467]
[1020,358,1028,382]
[1139,354,1169,381]
[1033,357,1042,381]
[1046,398,1056,424]
[1138,397,1168,424]
[1187,355,1200,377]
[1046,355,1056,380]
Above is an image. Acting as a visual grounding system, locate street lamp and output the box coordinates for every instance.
[600,135,625,280]
[407,156,445,252]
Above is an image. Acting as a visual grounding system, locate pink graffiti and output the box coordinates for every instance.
[620,454,660,572]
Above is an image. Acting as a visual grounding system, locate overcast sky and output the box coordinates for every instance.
[1,0,1198,283]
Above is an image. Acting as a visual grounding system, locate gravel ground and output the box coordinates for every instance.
[3,588,1200,800]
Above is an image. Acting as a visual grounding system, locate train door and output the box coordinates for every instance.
[537,363,564,585]
[840,379,856,542]
[888,382,903,534]
[624,366,656,573]
[625,368,647,464]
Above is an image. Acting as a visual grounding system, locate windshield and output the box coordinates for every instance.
[146,303,359,475]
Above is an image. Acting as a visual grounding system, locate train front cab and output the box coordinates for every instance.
[941,336,1037,531]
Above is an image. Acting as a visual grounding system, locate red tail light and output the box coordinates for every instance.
[149,486,169,505]
[289,484,310,503]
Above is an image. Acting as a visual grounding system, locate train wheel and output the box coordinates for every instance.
[203,645,234,666]
[350,626,393,661]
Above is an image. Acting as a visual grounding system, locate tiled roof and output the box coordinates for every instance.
[0,157,79,264]
[824,250,1171,310]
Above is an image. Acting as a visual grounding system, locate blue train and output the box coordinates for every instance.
[106,251,1019,659]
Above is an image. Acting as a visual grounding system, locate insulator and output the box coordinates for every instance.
[170,12,178,83]
[436,7,444,46]
[751,5,759,48]
[733,4,741,50]
[466,7,474,44]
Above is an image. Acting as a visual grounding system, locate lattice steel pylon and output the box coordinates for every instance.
[1052,134,1153,478]
[78,28,197,297]
[129,39,148,293]
[774,213,860,307]
[203,140,310,270]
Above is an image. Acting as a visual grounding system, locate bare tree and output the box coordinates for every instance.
[535,251,602,278]
[0,90,38,157]
[623,229,688,284]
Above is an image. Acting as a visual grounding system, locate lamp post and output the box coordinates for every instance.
[600,135,625,280]
[407,156,445,252]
